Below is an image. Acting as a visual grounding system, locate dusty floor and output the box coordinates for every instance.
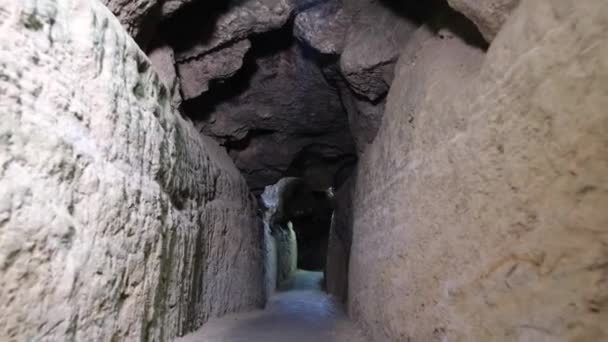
[177,271,368,342]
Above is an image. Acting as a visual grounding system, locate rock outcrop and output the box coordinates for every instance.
[148,41,183,107]
[161,0,197,18]
[173,0,293,61]
[446,0,520,42]
[295,0,420,152]
[168,0,295,94]
[100,0,161,42]
[104,0,424,190]
[185,33,356,193]
[167,1,360,193]
[337,0,423,151]
[341,0,608,340]
[177,39,252,101]
[294,0,348,55]
[0,0,265,340]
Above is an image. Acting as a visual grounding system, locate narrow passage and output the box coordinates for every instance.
[178,271,368,342]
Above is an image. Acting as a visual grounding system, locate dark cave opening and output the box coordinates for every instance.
[261,177,335,293]
[280,183,333,271]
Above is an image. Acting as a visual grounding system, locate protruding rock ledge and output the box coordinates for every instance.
[177,39,252,100]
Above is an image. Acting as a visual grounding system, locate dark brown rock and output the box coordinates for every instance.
[299,0,422,153]
[174,0,294,61]
[177,39,252,100]
[162,0,199,18]
[184,31,356,193]
[338,84,386,153]
[294,0,349,54]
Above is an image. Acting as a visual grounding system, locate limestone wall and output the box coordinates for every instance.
[275,223,298,291]
[261,178,301,294]
[326,177,354,304]
[345,0,608,340]
[0,0,264,340]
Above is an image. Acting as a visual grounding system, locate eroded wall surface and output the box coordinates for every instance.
[346,0,608,340]
[0,0,264,340]
[326,176,354,304]
[261,178,301,293]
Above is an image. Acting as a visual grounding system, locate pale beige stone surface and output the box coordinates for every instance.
[0,0,265,340]
[346,0,608,340]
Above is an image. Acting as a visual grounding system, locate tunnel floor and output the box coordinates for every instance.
[177,271,368,342]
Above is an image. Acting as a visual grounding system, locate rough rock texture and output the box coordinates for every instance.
[177,39,252,100]
[298,0,419,152]
[261,178,304,225]
[339,0,417,102]
[100,0,160,42]
[187,37,356,193]
[344,0,608,340]
[148,41,182,107]
[100,0,201,46]
[335,79,386,154]
[174,0,294,61]
[447,0,520,42]
[294,0,348,55]
[325,177,354,304]
[0,0,265,340]
[161,0,197,18]
[261,178,302,293]
[336,0,418,150]
[165,0,297,104]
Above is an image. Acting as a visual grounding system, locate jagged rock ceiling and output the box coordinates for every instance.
[100,0,518,193]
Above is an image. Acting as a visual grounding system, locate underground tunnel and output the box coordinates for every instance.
[1,0,607,341]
